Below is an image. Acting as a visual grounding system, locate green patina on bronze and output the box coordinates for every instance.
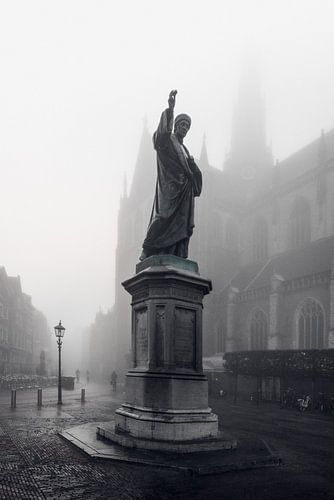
[136,255,199,274]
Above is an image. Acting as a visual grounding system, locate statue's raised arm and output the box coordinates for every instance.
[139,91,202,261]
[153,90,178,148]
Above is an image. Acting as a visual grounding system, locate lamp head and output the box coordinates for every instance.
[54,320,65,338]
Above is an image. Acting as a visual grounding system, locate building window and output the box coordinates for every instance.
[252,218,268,262]
[289,198,311,249]
[250,309,268,350]
[298,299,324,349]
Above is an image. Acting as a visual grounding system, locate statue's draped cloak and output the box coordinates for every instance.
[142,108,202,255]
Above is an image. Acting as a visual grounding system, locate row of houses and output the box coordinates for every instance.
[0,266,51,375]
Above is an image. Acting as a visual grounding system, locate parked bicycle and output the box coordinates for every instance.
[296,394,312,412]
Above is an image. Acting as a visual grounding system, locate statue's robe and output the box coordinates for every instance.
[142,108,202,259]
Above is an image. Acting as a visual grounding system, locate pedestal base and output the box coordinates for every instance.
[117,370,218,441]
[114,403,218,442]
[97,420,234,453]
[61,422,281,475]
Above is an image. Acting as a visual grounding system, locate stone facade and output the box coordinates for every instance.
[221,159,334,354]
[0,267,51,375]
[88,308,116,382]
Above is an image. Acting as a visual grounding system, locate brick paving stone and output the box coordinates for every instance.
[0,467,45,500]
[0,396,180,500]
[1,386,332,499]
[30,464,146,500]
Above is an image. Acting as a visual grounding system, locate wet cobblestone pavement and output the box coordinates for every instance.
[0,384,333,499]
[0,386,181,499]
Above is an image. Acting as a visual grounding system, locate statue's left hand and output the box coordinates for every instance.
[168,89,177,109]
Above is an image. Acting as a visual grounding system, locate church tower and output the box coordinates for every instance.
[224,59,273,185]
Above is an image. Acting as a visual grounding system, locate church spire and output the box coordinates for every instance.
[129,117,156,203]
[122,171,128,199]
[199,134,210,169]
[224,56,272,175]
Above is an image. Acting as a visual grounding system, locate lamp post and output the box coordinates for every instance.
[54,321,65,405]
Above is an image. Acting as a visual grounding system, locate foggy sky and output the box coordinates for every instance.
[0,0,334,355]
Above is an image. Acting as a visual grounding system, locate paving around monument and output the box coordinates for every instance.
[0,384,333,499]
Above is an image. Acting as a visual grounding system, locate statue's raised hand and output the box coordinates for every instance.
[168,89,177,109]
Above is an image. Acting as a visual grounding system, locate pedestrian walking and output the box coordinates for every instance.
[75,369,80,383]
[86,370,90,384]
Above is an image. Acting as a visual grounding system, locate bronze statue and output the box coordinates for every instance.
[140,90,202,261]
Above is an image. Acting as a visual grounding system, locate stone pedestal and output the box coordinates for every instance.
[99,255,219,449]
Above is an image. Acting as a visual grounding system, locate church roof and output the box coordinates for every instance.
[278,128,334,182]
[232,236,334,291]
[229,261,265,290]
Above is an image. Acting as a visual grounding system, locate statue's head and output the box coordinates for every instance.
[174,114,191,140]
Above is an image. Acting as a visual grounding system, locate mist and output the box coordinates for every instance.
[0,0,333,370]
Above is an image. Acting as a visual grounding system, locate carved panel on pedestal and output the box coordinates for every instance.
[135,308,148,367]
[174,307,196,369]
[155,306,165,367]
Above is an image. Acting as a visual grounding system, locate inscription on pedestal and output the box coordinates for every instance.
[174,307,195,369]
[135,308,148,367]
[155,307,165,367]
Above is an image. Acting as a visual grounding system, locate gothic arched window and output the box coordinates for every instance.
[252,218,268,262]
[289,198,311,249]
[298,299,324,349]
[250,309,268,350]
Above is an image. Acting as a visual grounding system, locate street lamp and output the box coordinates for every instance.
[54,321,65,405]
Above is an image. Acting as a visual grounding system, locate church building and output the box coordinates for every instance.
[90,65,334,377]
